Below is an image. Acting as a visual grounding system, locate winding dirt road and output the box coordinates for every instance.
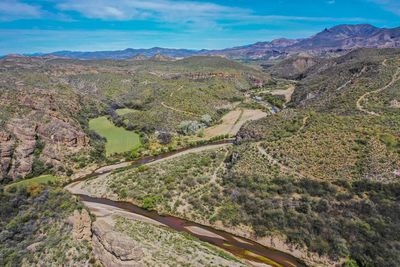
[356,65,400,115]
[161,101,200,116]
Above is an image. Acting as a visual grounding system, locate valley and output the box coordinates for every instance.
[1,28,400,267]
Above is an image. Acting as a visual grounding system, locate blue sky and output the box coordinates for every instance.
[0,0,399,54]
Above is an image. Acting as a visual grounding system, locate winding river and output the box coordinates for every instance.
[65,140,307,267]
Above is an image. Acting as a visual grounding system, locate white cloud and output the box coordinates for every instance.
[369,0,400,15]
[57,0,245,22]
[0,0,42,21]
[55,0,373,29]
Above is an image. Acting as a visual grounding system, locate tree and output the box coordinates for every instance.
[200,114,213,126]
[157,131,172,144]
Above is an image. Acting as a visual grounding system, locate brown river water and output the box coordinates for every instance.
[66,140,307,267]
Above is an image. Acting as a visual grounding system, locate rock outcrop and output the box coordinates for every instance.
[390,99,400,108]
[235,128,263,144]
[6,119,37,179]
[92,220,144,267]
[37,116,89,148]
[0,114,89,181]
[70,209,92,242]
[0,130,14,180]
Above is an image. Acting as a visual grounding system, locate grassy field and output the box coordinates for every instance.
[5,175,58,189]
[89,116,141,156]
[115,108,136,116]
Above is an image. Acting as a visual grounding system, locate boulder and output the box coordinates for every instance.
[92,220,144,267]
[390,99,400,108]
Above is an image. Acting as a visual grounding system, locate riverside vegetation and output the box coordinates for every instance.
[81,48,400,267]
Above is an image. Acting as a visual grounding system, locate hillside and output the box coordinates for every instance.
[76,48,400,267]
[289,48,400,113]
[0,55,269,181]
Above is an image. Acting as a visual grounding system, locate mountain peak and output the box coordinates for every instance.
[323,24,380,36]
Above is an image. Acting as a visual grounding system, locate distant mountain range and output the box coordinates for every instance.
[25,24,400,60]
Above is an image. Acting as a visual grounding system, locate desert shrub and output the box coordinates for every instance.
[179,120,206,135]
[142,195,161,210]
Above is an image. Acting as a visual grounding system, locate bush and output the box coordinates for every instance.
[142,195,161,210]
[179,120,206,135]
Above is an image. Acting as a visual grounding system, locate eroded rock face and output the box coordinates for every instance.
[6,119,37,179]
[92,220,144,267]
[0,131,14,180]
[70,209,92,242]
[37,116,89,148]
[0,114,89,181]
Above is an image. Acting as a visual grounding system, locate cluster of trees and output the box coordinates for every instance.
[220,167,400,266]
[178,114,213,135]
[261,93,286,109]
[0,186,90,266]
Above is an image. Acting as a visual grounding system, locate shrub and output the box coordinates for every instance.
[179,121,206,135]
[142,195,161,210]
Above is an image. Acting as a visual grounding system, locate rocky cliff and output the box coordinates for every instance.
[0,114,88,181]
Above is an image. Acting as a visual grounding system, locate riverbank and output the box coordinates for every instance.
[65,143,308,267]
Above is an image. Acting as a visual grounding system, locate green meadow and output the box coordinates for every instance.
[89,116,141,156]
[116,108,137,116]
[5,175,58,190]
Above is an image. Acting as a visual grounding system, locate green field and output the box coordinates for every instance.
[116,108,136,116]
[89,116,141,156]
[5,175,58,189]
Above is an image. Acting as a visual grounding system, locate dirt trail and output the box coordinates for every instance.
[161,101,200,117]
[336,66,367,91]
[211,147,229,182]
[255,115,315,180]
[257,144,318,180]
[298,116,309,132]
[257,145,300,176]
[356,65,400,115]
[169,85,183,97]
[162,85,201,116]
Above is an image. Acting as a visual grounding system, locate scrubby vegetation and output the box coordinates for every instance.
[0,186,93,266]
[100,148,229,220]
[222,155,400,266]
[0,55,268,180]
